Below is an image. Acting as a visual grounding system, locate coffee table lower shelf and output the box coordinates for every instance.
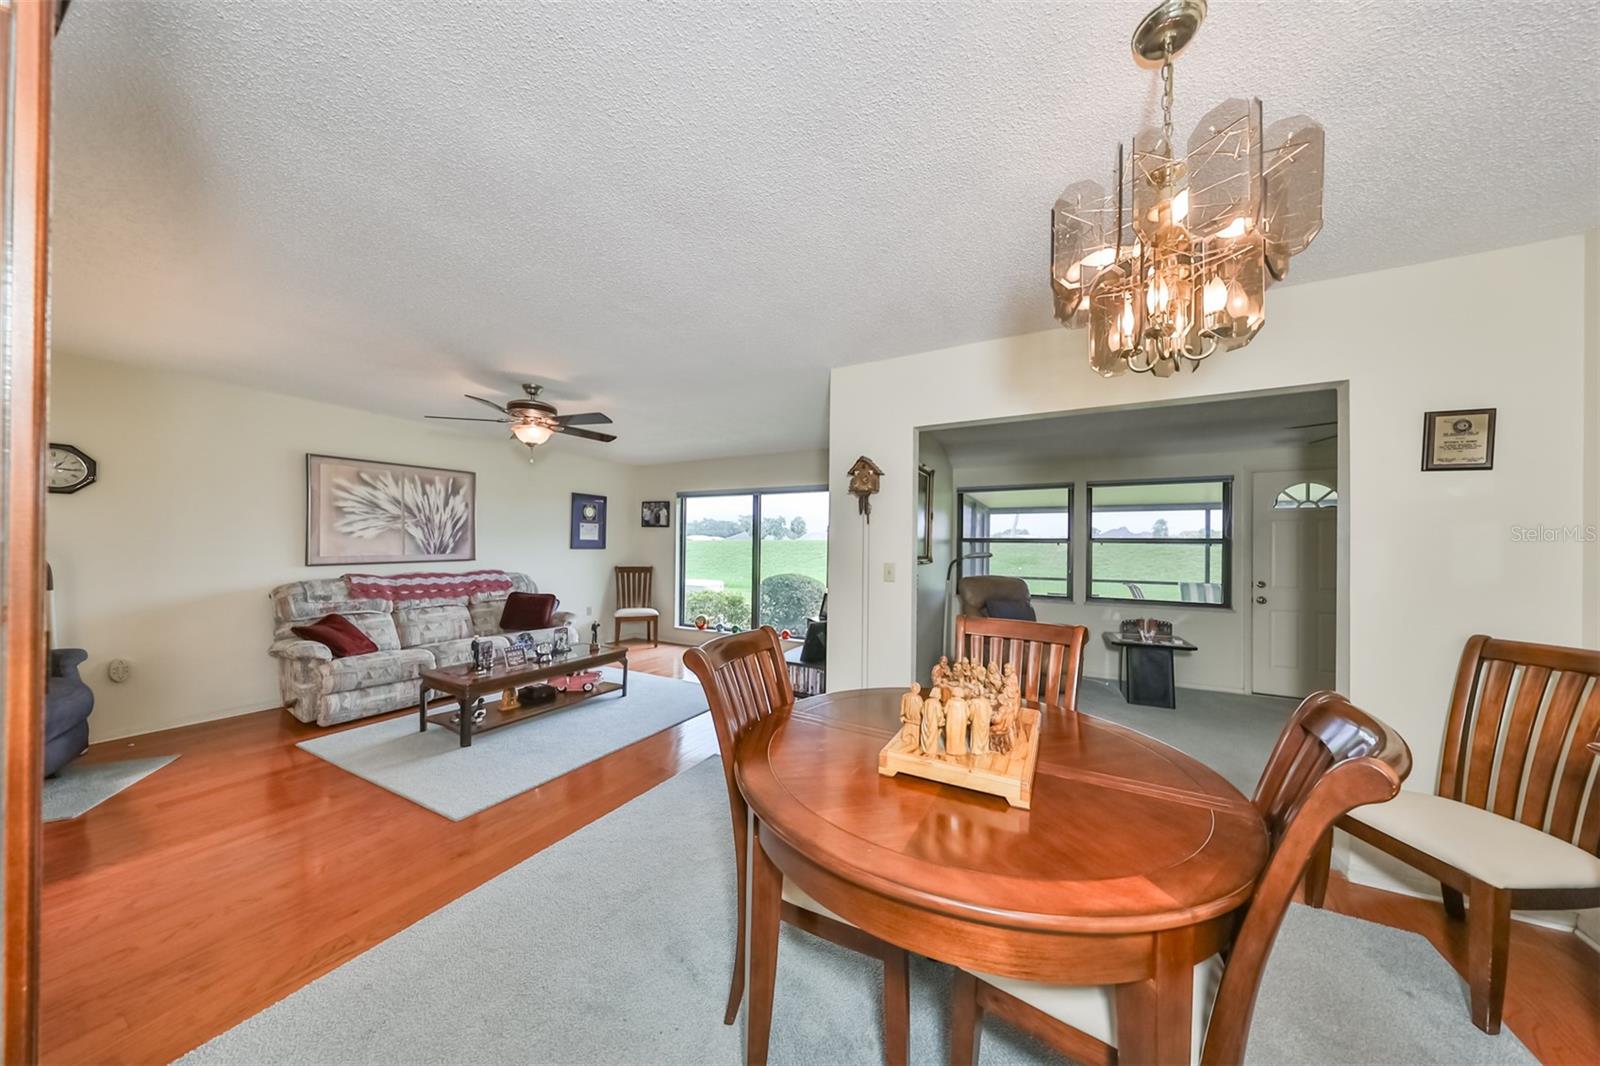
[424,680,623,741]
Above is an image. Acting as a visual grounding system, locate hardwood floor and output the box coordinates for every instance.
[41,642,709,1065]
[41,642,1598,1064]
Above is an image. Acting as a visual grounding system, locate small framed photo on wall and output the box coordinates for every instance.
[1421,408,1496,471]
[641,500,671,528]
[571,493,608,549]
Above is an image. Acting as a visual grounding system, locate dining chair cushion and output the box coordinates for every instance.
[1348,790,1600,890]
[614,606,660,619]
[781,878,848,926]
[971,955,1222,1064]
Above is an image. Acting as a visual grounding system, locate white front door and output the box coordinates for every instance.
[1250,471,1338,698]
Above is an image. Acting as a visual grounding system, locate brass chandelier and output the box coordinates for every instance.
[1052,0,1324,377]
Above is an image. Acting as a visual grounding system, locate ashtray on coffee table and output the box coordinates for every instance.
[417,643,629,748]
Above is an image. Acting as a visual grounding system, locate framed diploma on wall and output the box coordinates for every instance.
[570,492,608,549]
[1421,409,1496,471]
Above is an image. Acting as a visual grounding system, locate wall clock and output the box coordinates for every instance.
[47,443,96,494]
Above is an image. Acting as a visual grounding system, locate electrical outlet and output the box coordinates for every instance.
[883,562,896,583]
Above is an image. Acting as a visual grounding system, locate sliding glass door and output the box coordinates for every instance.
[679,487,828,632]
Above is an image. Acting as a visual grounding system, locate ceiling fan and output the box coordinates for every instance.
[426,383,616,447]
[1289,420,1338,445]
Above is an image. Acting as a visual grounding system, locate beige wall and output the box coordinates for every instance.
[624,449,828,646]
[827,236,1592,794]
[47,354,635,741]
[937,439,1335,693]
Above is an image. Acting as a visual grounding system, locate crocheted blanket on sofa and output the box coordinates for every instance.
[344,569,515,602]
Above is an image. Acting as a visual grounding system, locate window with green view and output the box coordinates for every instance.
[1087,478,1231,606]
[678,488,828,633]
[958,485,1072,598]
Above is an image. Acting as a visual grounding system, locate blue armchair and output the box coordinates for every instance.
[45,648,93,777]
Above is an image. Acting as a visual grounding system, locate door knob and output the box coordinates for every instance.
[1254,580,1266,588]
[1255,595,1267,605]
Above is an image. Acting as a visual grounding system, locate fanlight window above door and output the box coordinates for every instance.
[1274,481,1337,509]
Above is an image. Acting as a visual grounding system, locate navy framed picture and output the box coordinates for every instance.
[570,493,607,549]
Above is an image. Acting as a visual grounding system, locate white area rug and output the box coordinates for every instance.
[43,755,178,821]
[296,668,706,820]
[181,757,1534,1065]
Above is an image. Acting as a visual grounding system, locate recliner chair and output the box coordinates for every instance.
[45,648,93,777]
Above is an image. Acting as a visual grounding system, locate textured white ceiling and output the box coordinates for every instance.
[927,388,1339,464]
[52,0,1600,463]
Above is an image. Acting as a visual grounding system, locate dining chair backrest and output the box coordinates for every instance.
[1200,691,1411,1065]
[953,615,1087,711]
[683,626,796,869]
[614,566,653,611]
[1437,635,1600,854]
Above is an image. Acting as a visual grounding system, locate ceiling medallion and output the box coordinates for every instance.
[1051,0,1324,378]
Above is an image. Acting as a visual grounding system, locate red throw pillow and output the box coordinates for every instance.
[291,613,379,658]
[501,592,559,630]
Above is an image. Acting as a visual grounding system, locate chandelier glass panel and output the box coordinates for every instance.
[1051,2,1325,377]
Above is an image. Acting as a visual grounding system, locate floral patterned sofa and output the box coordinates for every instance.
[268,571,575,726]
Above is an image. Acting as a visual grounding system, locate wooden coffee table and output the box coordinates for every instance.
[418,643,629,747]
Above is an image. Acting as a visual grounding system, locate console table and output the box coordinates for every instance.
[1105,631,1198,709]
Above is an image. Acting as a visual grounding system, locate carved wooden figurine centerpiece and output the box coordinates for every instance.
[878,654,1042,809]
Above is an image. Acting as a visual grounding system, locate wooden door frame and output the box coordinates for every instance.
[3,1,56,1059]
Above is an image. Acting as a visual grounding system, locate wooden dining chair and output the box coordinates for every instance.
[953,615,1088,711]
[683,627,911,1063]
[949,691,1411,1066]
[612,565,658,646]
[1305,635,1600,1034]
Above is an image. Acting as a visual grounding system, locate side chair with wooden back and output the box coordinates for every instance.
[683,626,911,1064]
[953,615,1088,711]
[950,691,1412,1066]
[1306,635,1600,1033]
[612,565,659,646]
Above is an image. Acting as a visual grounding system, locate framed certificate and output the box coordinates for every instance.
[1421,408,1496,471]
[570,493,608,549]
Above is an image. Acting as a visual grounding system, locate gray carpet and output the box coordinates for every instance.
[297,668,706,820]
[1077,676,1296,794]
[43,755,177,821]
[182,757,1533,1066]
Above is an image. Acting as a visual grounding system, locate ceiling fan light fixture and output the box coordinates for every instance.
[512,421,554,446]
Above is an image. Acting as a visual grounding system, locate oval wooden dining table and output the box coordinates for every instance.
[733,688,1270,1066]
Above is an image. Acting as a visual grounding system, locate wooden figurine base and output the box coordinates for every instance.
[877,706,1042,809]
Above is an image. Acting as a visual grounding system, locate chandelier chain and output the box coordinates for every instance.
[1159,43,1174,142]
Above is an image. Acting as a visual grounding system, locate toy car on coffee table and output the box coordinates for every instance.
[548,670,602,694]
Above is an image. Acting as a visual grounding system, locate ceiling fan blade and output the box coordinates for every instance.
[426,415,510,423]
[555,412,613,427]
[1310,433,1337,443]
[555,425,618,443]
[464,394,510,415]
[1288,421,1337,429]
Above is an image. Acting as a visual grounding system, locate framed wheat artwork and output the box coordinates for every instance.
[306,453,477,565]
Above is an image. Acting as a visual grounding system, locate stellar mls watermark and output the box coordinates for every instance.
[1510,524,1598,543]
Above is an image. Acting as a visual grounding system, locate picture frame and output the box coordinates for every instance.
[306,453,476,566]
[502,646,528,668]
[915,465,934,564]
[570,492,608,549]
[640,500,671,528]
[1421,408,1496,471]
